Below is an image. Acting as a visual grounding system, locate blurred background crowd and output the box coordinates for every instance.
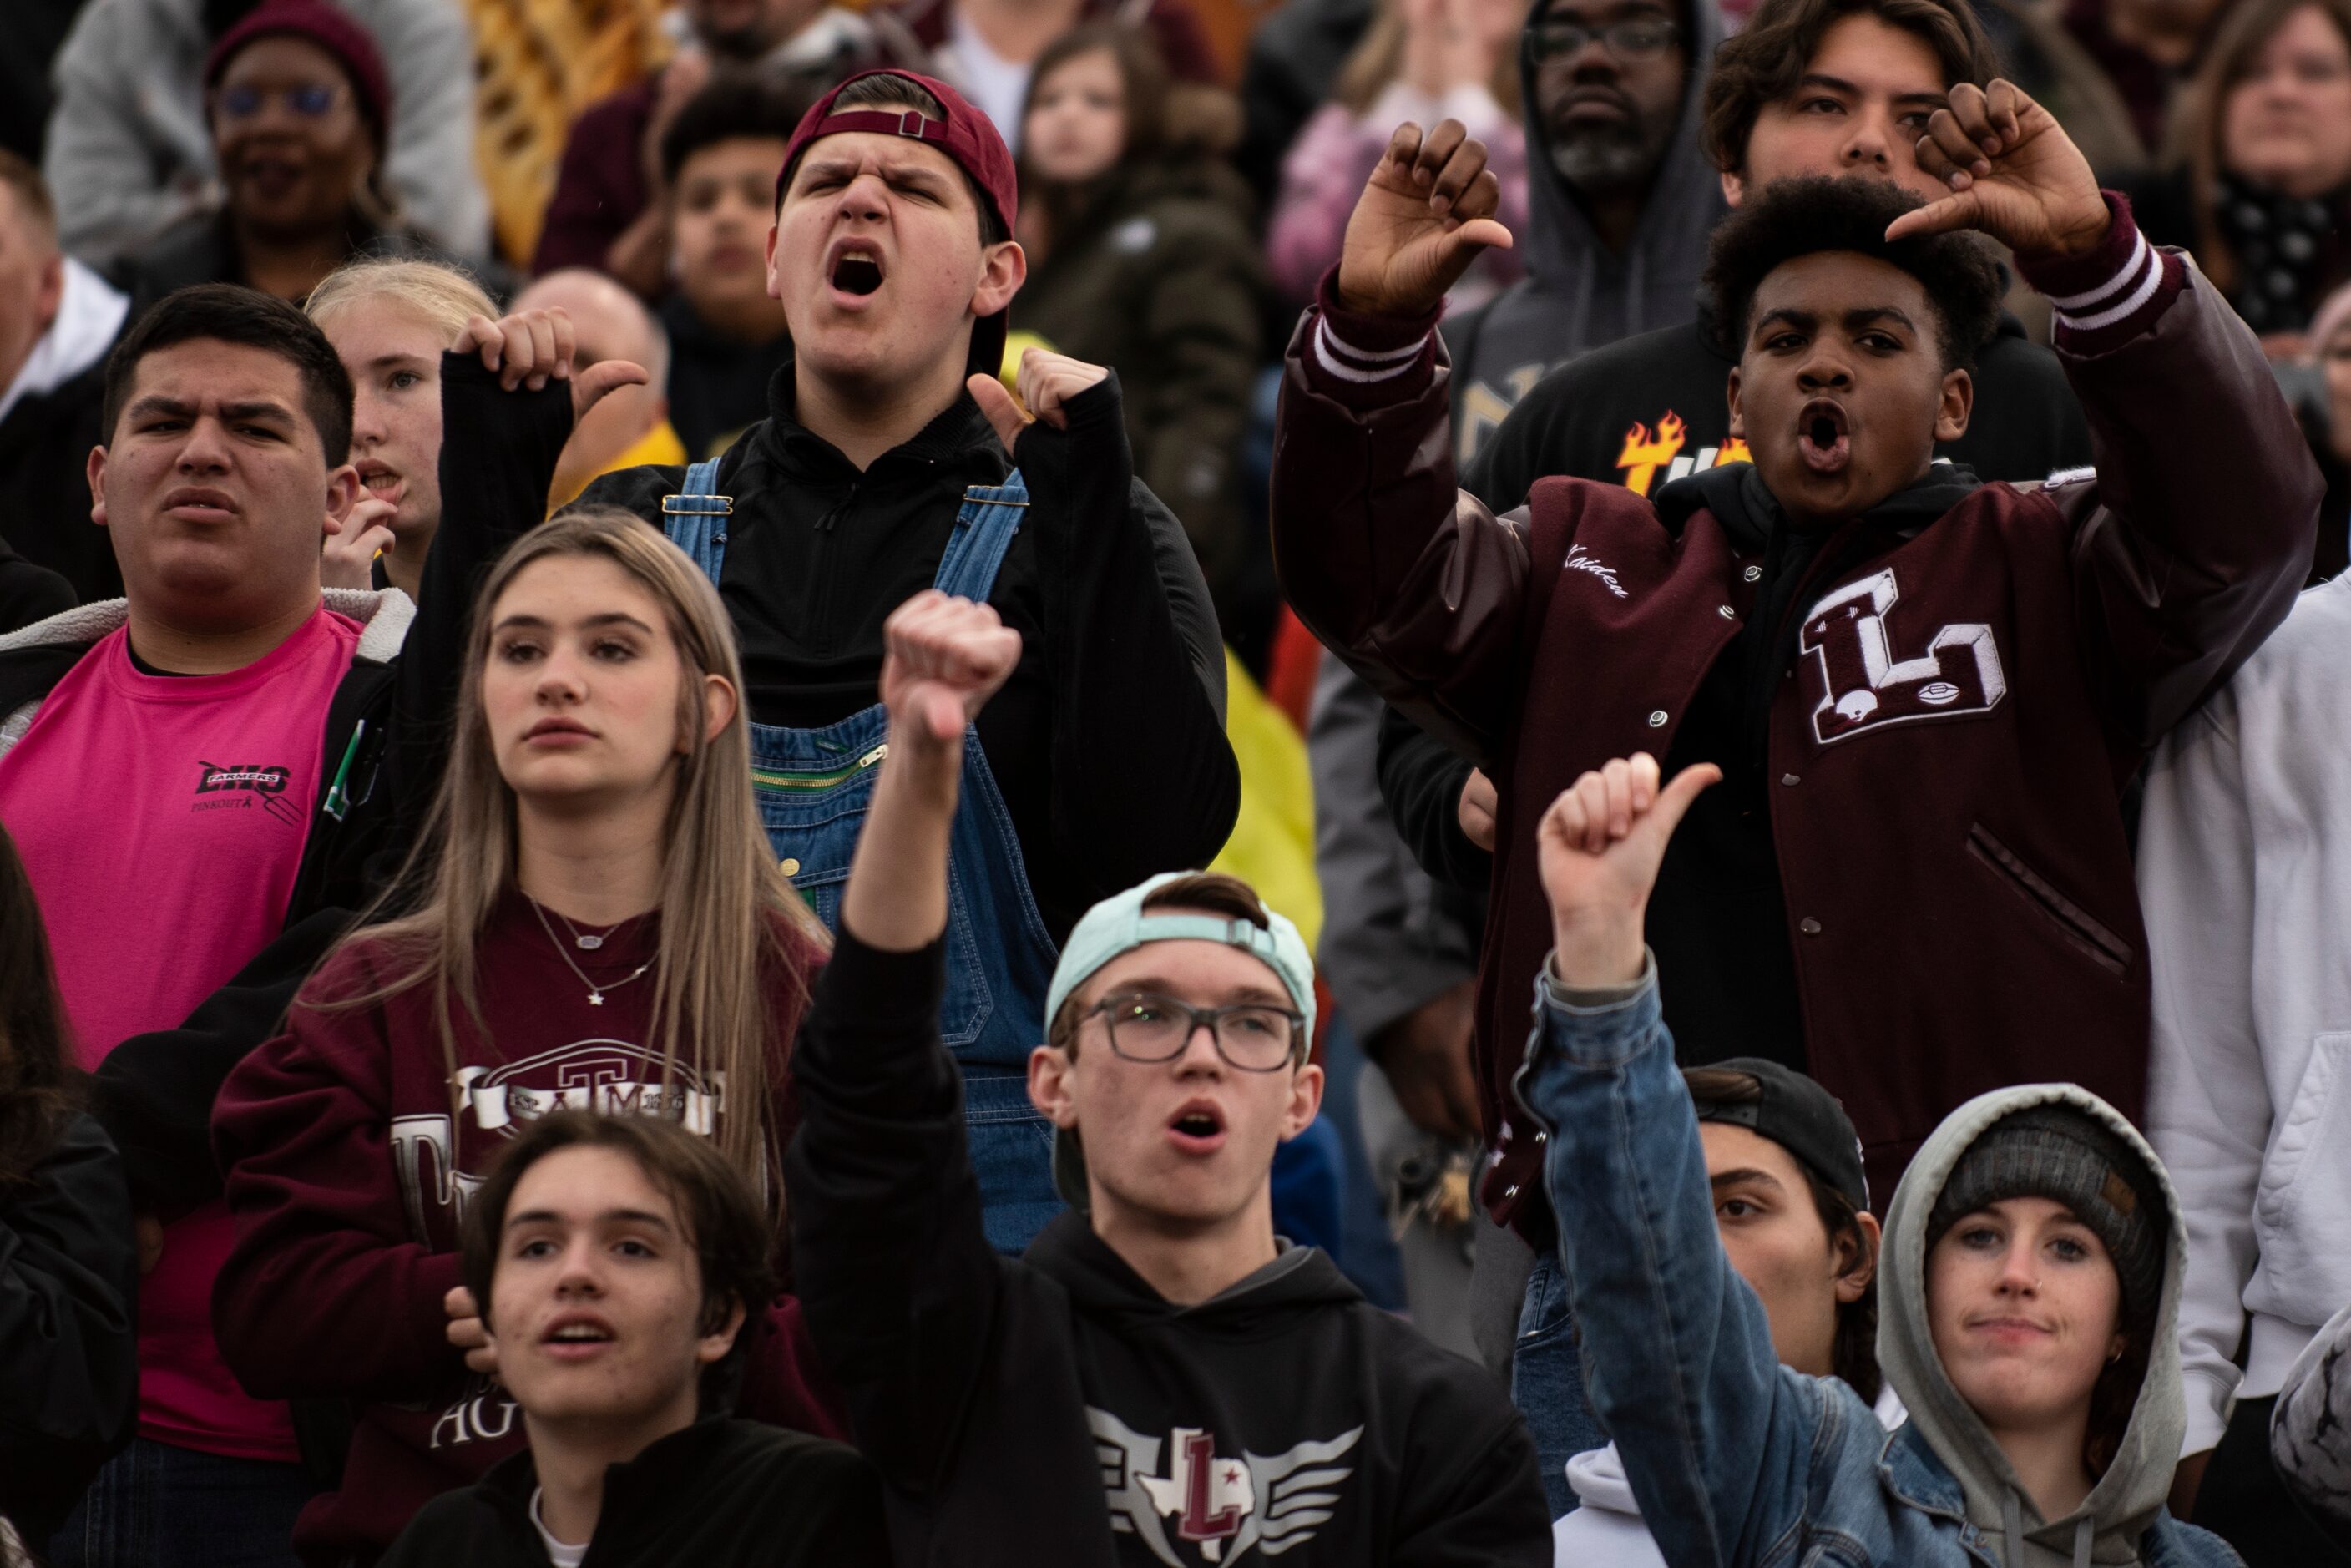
[0,0,2334,1370]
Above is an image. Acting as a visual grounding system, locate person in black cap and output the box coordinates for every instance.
[1550,1054,1893,1554]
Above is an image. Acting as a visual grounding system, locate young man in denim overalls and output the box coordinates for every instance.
[440,69,1238,1253]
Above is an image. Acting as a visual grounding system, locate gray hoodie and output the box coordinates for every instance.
[1444,0,1728,455]
[1878,1085,2195,1568]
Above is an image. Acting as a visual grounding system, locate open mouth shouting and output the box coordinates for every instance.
[539,1311,618,1362]
[1166,1099,1229,1156]
[1797,398,1852,476]
[826,237,887,303]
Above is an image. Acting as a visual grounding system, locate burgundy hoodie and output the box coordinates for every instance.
[211,892,839,1565]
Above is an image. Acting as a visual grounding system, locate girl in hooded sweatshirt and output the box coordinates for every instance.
[1512,753,2239,1568]
[209,510,837,1566]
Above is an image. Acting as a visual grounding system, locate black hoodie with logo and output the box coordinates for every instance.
[785,928,1551,1568]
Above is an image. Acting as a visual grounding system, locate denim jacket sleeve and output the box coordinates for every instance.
[1513,957,1824,1568]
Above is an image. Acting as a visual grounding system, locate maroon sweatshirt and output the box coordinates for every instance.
[1270,202,2321,1233]
[211,892,838,1566]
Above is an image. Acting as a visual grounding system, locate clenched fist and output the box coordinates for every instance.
[880,590,1024,782]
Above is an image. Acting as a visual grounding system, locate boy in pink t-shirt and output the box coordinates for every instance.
[0,276,634,1565]
[0,282,396,1563]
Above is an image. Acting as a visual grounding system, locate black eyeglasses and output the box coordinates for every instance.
[1525,14,1682,63]
[1086,991,1305,1072]
[215,83,346,121]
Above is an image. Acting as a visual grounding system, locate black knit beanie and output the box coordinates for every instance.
[1925,1105,2166,1334]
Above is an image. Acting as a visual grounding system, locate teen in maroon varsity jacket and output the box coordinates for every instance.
[1269,89,2321,1238]
[210,512,839,1566]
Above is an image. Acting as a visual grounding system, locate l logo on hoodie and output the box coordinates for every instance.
[1091,1407,1363,1565]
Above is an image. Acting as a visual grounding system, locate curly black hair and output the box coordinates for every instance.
[1704,176,2005,372]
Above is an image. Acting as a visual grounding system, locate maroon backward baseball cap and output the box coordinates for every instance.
[776,70,1019,378]
[204,0,394,154]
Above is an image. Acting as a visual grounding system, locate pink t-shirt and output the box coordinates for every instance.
[0,606,361,1461]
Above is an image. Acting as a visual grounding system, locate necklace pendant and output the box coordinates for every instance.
[575,933,604,950]
[588,990,604,1005]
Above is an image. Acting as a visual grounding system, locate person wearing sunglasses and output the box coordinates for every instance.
[784,590,1552,1566]
[112,1,499,315]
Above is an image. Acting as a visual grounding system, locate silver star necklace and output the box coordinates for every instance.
[529,898,654,1006]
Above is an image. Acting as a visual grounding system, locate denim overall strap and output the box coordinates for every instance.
[933,470,1029,600]
[659,457,731,582]
[733,464,1062,1252]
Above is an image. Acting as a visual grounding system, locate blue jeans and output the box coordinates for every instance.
[1513,1245,1610,1517]
[49,1438,316,1568]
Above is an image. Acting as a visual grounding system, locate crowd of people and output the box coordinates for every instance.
[2,0,2350,1564]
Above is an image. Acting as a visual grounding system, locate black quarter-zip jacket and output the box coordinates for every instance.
[557,357,1238,940]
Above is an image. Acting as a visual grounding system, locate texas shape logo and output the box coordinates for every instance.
[1801,568,2006,745]
[1092,1408,1363,1565]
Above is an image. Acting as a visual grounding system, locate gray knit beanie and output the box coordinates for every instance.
[1924,1104,2166,1333]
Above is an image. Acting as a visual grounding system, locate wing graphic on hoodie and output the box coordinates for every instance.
[1090,1407,1185,1567]
[1228,1426,1363,1560]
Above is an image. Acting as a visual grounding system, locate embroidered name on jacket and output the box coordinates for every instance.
[1091,1408,1363,1565]
[1801,569,2008,745]
[1563,544,1628,599]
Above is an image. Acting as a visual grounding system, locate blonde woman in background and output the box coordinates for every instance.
[306,255,498,600]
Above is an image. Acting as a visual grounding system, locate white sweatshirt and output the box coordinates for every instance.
[1550,1384,1906,1563]
[2139,573,2351,1457]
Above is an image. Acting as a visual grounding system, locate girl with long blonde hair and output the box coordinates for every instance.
[205,509,837,1565]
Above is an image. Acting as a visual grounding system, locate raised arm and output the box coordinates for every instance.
[1893,81,2321,746]
[785,592,1022,1490]
[968,352,1240,889]
[1269,121,1534,764]
[1516,756,1827,1568]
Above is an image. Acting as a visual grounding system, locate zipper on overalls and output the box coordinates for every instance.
[749,742,888,792]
